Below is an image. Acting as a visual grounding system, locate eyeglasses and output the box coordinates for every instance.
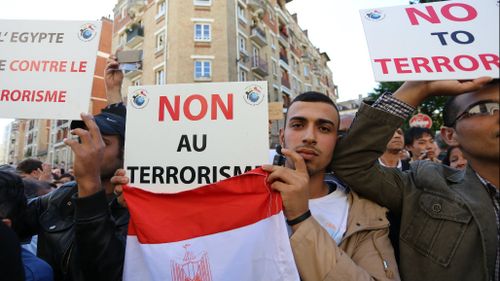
[451,100,499,126]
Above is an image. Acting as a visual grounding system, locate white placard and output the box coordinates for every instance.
[0,20,102,119]
[124,82,270,193]
[360,0,499,81]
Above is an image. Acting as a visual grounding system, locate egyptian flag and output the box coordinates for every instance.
[122,168,299,281]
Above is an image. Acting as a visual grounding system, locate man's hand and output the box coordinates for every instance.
[394,77,493,107]
[64,113,104,197]
[104,55,124,105]
[262,148,310,229]
[110,169,129,208]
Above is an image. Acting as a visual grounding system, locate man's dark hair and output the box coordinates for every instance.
[285,91,340,130]
[404,127,434,145]
[0,172,26,223]
[16,158,42,174]
[443,79,499,127]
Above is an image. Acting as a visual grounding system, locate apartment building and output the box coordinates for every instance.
[6,120,26,164]
[112,0,337,146]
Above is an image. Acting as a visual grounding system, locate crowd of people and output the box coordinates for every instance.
[0,51,498,281]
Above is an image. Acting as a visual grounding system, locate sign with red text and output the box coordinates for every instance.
[124,82,270,193]
[0,20,102,119]
[360,0,499,81]
[409,113,433,128]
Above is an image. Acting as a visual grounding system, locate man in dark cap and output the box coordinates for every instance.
[17,111,128,281]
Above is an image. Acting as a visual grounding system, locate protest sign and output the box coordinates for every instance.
[360,0,499,81]
[409,113,433,128]
[124,81,270,193]
[0,20,101,119]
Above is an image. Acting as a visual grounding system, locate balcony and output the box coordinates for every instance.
[251,56,269,77]
[126,24,144,47]
[250,27,267,47]
[247,0,264,10]
[281,76,291,89]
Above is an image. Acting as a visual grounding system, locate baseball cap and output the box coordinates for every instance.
[70,112,125,142]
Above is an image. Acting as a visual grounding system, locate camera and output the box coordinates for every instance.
[116,50,143,72]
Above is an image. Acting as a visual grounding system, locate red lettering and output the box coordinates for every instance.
[441,3,477,22]
[184,95,208,121]
[211,94,233,120]
[479,54,500,70]
[50,61,59,72]
[21,90,31,101]
[374,58,391,74]
[453,55,479,71]
[11,90,21,101]
[58,90,66,102]
[394,58,412,74]
[79,61,87,72]
[44,90,57,102]
[411,57,433,73]
[159,96,180,121]
[431,56,454,72]
[1,89,9,101]
[406,6,440,25]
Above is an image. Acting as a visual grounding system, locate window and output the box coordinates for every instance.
[239,68,248,81]
[132,77,142,86]
[194,60,211,80]
[194,23,211,41]
[194,0,211,6]
[237,4,247,23]
[239,35,247,53]
[156,32,165,51]
[304,65,309,77]
[272,60,278,77]
[155,69,165,85]
[252,45,260,67]
[119,32,127,46]
[157,1,166,17]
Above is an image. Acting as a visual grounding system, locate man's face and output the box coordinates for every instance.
[407,133,435,160]
[280,101,339,176]
[100,135,123,180]
[450,85,499,163]
[386,128,404,152]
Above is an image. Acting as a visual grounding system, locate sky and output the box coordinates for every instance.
[0,0,409,145]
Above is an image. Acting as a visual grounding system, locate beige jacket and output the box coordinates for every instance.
[290,191,400,281]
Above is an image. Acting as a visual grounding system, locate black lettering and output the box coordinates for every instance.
[127,166,139,183]
[166,166,179,184]
[180,166,196,184]
[140,166,151,184]
[177,135,191,152]
[193,134,207,152]
[198,166,210,184]
[152,166,165,184]
[220,166,232,178]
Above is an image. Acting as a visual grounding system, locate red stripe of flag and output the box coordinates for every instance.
[123,168,282,244]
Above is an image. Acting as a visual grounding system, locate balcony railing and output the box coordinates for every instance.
[126,24,144,47]
[281,76,291,89]
[250,27,267,46]
[247,0,264,10]
[251,56,269,77]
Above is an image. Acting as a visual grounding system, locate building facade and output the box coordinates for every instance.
[112,0,337,146]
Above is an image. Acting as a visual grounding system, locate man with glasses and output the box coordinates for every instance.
[332,78,498,281]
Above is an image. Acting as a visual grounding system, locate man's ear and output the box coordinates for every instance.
[2,218,12,228]
[440,126,459,146]
[279,128,285,147]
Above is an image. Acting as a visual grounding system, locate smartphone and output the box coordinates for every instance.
[116,50,143,71]
[273,145,286,166]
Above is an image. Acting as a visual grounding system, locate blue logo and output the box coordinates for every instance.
[244,85,264,106]
[78,23,97,42]
[131,89,149,109]
[365,10,385,21]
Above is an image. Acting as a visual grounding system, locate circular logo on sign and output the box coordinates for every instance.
[244,85,265,106]
[365,10,385,21]
[409,113,433,128]
[78,23,97,42]
[130,89,149,109]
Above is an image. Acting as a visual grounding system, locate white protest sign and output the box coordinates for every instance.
[124,82,270,193]
[360,0,499,81]
[0,20,102,119]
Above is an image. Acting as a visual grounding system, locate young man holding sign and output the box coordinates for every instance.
[332,78,498,281]
[262,92,400,281]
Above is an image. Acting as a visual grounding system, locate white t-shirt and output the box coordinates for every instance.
[288,176,350,245]
[309,181,349,245]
